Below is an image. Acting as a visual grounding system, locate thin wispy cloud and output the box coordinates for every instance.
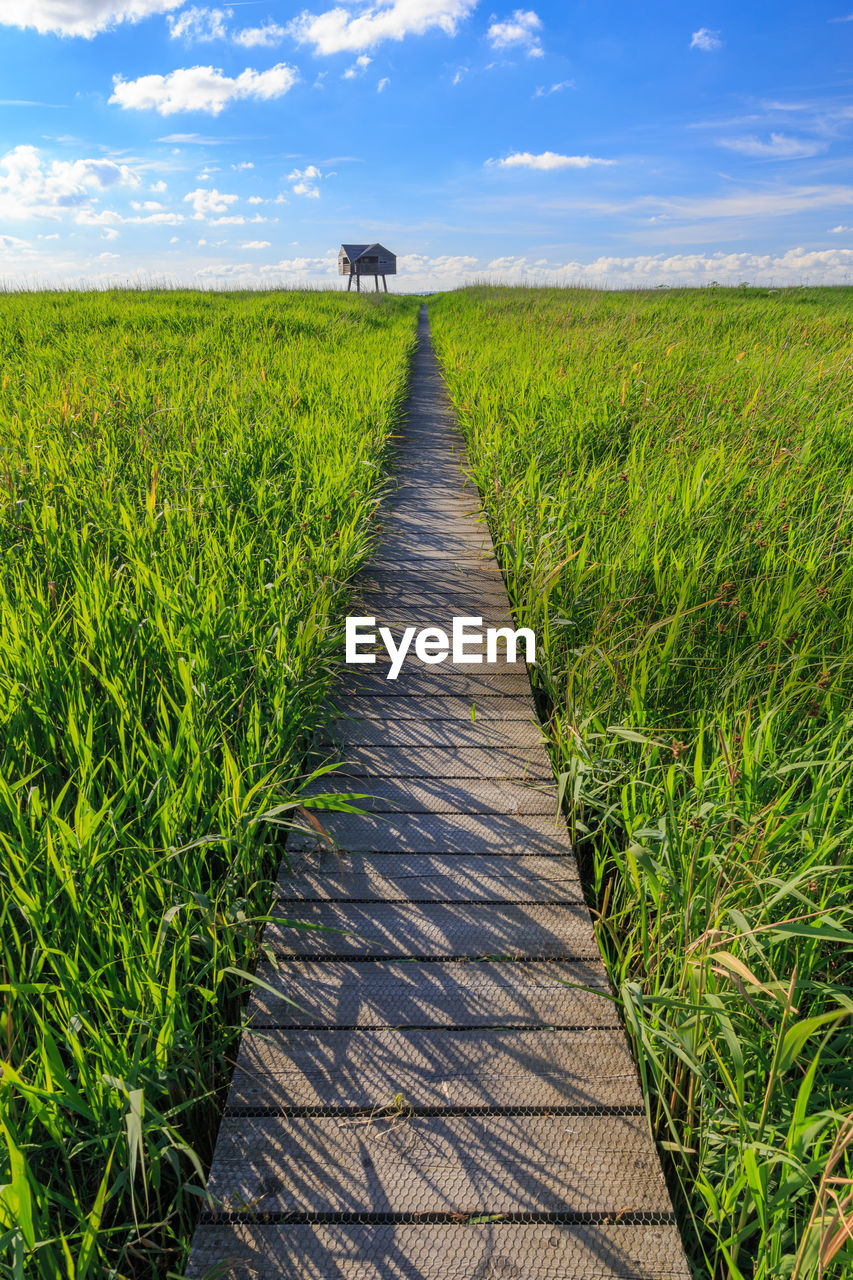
[487,10,544,57]
[234,21,287,47]
[343,54,372,78]
[168,6,231,41]
[690,27,723,51]
[489,151,615,170]
[533,79,573,98]
[110,64,298,115]
[718,133,827,160]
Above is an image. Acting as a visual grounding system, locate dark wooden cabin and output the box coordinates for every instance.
[338,243,396,291]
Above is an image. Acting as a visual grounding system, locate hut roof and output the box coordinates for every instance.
[340,242,395,261]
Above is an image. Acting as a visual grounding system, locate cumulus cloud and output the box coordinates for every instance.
[288,0,476,54]
[287,164,323,196]
[489,150,614,170]
[0,0,182,37]
[473,248,853,288]
[241,239,270,248]
[234,20,287,46]
[717,133,826,160]
[184,185,239,217]
[377,76,390,91]
[487,9,543,56]
[829,224,852,233]
[690,27,722,51]
[110,63,298,115]
[168,5,231,40]
[0,144,140,222]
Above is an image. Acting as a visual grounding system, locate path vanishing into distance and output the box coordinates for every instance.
[187,308,690,1279]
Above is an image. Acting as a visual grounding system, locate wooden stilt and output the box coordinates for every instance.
[374,274,379,293]
[356,274,361,293]
[382,274,388,293]
[347,274,352,292]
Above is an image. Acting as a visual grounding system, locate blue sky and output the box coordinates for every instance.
[1,1,852,288]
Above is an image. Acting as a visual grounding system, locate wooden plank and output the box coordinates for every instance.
[321,745,553,779]
[320,717,547,748]
[286,812,574,854]
[300,776,557,814]
[326,695,538,720]
[265,901,598,959]
[187,1223,691,1280]
[278,853,580,900]
[200,1113,675,1217]
[228,1027,644,1110]
[245,959,617,1029]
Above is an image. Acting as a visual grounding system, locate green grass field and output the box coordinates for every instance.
[0,289,419,1277]
[429,285,853,1280]
[2,284,852,1280]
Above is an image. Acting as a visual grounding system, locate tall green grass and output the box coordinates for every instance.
[0,288,419,1277]
[429,285,853,1280]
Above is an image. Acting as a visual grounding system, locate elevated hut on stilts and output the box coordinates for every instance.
[338,243,397,292]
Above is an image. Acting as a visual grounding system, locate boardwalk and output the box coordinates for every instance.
[186,309,690,1279]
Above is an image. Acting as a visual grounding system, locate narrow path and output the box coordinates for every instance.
[187,308,690,1278]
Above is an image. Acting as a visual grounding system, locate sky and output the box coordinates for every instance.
[1,1,852,290]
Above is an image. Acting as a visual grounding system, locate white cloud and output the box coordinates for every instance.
[131,210,184,223]
[343,54,372,77]
[0,0,181,37]
[452,65,468,85]
[210,214,245,223]
[690,27,722,51]
[650,185,853,221]
[829,224,852,233]
[476,247,853,288]
[131,199,164,209]
[377,76,390,91]
[717,133,826,160]
[247,194,264,203]
[110,63,298,115]
[534,79,573,97]
[260,254,337,276]
[0,234,30,249]
[168,5,231,40]
[288,164,322,196]
[0,144,140,223]
[150,179,168,192]
[184,185,239,217]
[232,161,254,169]
[241,239,270,248]
[487,9,543,56]
[489,150,615,170]
[234,20,287,46]
[288,0,476,54]
[102,227,119,239]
